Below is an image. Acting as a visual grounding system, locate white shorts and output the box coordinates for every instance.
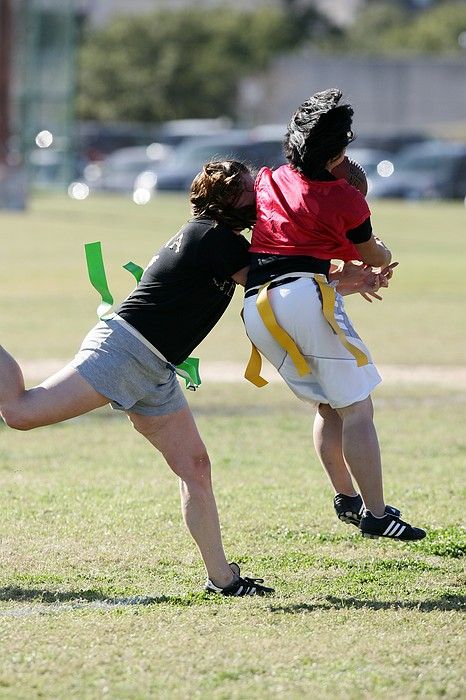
[243,276,381,409]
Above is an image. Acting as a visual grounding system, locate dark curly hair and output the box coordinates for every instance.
[284,88,355,179]
[190,160,256,230]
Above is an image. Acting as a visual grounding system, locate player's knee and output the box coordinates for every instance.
[1,404,36,431]
[188,446,211,474]
[194,448,211,472]
[337,396,374,421]
[177,447,212,485]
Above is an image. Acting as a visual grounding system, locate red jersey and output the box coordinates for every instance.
[250,165,371,262]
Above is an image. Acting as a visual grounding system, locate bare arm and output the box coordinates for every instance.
[355,235,392,268]
[231,265,249,286]
[331,260,398,302]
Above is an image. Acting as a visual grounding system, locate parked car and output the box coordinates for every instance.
[76,118,232,166]
[154,117,233,148]
[83,144,172,193]
[139,130,287,192]
[346,147,394,178]
[368,140,466,200]
[354,131,429,154]
[76,121,161,163]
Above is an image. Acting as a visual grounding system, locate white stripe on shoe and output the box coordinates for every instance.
[396,525,406,537]
[207,582,224,592]
[383,520,399,536]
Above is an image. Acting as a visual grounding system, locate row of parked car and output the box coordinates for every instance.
[80,124,466,202]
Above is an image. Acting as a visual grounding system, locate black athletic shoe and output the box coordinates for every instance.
[334,493,401,527]
[204,562,274,597]
[334,493,365,525]
[360,510,426,541]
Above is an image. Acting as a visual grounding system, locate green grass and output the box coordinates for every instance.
[1,382,465,699]
[0,195,465,698]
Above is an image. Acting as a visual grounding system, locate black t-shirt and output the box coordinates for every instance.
[116,218,250,365]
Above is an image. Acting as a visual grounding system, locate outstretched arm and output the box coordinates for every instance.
[330,261,398,302]
[355,235,392,268]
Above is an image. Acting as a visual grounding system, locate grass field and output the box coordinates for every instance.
[0,194,465,699]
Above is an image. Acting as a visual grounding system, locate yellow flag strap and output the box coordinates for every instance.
[313,274,368,367]
[244,342,268,387]
[244,274,369,387]
[257,283,311,376]
[244,281,311,387]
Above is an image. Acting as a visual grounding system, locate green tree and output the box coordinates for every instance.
[280,0,342,44]
[342,2,408,54]
[77,8,293,122]
[323,0,466,55]
[404,1,466,53]
[77,5,340,123]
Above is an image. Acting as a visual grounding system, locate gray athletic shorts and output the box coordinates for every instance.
[69,319,187,416]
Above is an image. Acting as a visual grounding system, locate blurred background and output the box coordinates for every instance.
[0,0,466,208]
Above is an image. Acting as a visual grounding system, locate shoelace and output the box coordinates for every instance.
[238,576,270,595]
[240,576,265,588]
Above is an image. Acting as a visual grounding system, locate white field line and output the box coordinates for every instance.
[18,359,466,389]
[0,597,160,618]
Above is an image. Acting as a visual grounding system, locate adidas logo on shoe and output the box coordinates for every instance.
[360,511,426,541]
[334,493,401,527]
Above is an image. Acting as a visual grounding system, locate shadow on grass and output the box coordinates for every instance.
[270,593,466,614]
[0,586,207,608]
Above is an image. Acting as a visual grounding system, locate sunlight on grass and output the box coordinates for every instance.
[1,196,465,698]
[1,382,465,698]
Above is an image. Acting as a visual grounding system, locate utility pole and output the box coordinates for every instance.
[0,0,12,163]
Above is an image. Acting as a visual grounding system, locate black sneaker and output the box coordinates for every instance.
[360,510,426,541]
[334,493,365,526]
[334,493,401,527]
[205,562,274,597]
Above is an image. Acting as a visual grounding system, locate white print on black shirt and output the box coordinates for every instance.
[165,232,184,253]
[213,277,235,295]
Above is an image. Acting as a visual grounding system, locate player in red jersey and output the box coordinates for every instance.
[243,88,425,541]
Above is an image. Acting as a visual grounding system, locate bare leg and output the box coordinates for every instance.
[313,403,358,495]
[0,345,109,429]
[336,396,385,516]
[128,407,235,589]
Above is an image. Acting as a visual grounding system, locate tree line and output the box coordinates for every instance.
[77,1,466,123]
